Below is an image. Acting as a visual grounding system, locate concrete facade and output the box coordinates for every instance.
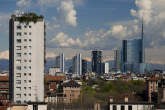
[9,14,45,103]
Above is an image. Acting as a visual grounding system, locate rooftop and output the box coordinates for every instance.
[11,13,44,23]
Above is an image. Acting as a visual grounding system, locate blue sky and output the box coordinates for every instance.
[0,0,165,64]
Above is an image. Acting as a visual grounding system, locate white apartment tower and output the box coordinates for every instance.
[56,53,65,73]
[72,53,82,75]
[9,13,45,104]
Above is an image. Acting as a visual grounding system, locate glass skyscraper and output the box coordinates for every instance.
[122,39,144,73]
[92,50,102,74]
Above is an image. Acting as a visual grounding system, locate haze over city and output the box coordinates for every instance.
[0,0,165,64]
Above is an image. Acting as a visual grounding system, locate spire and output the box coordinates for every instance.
[141,18,145,63]
[142,17,144,40]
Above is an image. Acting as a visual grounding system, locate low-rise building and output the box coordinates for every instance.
[63,80,81,103]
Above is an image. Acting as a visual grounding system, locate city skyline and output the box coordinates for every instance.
[0,0,165,64]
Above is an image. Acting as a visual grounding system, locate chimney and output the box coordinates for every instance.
[94,102,101,110]
[124,97,128,102]
[109,97,113,103]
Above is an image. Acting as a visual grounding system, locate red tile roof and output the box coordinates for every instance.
[0,76,8,81]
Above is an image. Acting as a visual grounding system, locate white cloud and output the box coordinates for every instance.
[58,1,77,26]
[16,0,32,8]
[49,32,83,48]
[0,50,9,59]
[111,25,128,39]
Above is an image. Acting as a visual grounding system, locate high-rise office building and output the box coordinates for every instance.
[56,53,65,73]
[114,49,121,72]
[9,13,45,103]
[92,50,102,74]
[121,21,145,73]
[122,39,143,73]
[72,53,82,75]
[102,62,109,74]
[82,59,88,75]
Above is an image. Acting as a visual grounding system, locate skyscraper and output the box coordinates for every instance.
[72,53,82,75]
[92,50,102,74]
[121,21,145,73]
[56,53,65,73]
[9,13,45,103]
[122,39,143,73]
[114,49,121,72]
[82,59,88,75]
[102,62,109,74]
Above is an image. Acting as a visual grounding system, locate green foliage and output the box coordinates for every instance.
[12,13,44,23]
[81,79,146,104]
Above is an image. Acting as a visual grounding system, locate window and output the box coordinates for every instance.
[29,60,31,62]
[121,105,125,110]
[16,53,21,57]
[16,80,21,84]
[29,39,32,42]
[17,32,21,36]
[16,46,21,50]
[24,80,27,83]
[29,32,32,35]
[29,87,31,90]
[128,106,132,110]
[24,26,27,28]
[29,26,31,28]
[16,73,21,77]
[24,46,27,49]
[113,105,117,110]
[29,80,31,83]
[24,87,26,90]
[24,66,27,69]
[29,66,31,69]
[29,73,31,76]
[24,60,27,62]
[24,94,26,96]
[24,39,27,42]
[29,46,32,49]
[17,39,21,43]
[16,66,21,70]
[16,94,21,98]
[29,53,31,55]
[24,32,27,35]
[16,87,21,90]
[24,73,27,76]
[33,104,38,110]
[16,59,21,64]
[17,26,21,30]
[24,53,27,55]
[29,93,31,96]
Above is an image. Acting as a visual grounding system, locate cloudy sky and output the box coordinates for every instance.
[0,0,165,64]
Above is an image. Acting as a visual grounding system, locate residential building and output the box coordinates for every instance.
[108,97,155,110]
[82,59,88,75]
[72,53,82,75]
[9,13,45,104]
[63,80,81,103]
[56,53,65,73]
[92,50,102,75]
[146,77,158,103]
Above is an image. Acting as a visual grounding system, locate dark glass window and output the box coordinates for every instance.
[121,105,125,110]
[113,105,117,110]
[128,106,132,110]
